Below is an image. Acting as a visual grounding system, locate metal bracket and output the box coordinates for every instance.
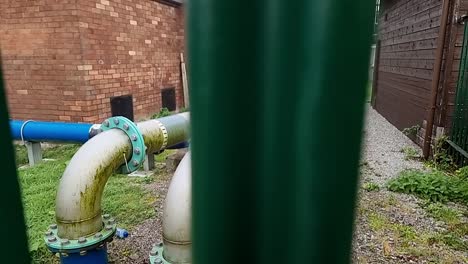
[457,14,468,24]
[45,214,116,253]
[25,141,42,166]
[101,116,146,173]
[149,242,170,264]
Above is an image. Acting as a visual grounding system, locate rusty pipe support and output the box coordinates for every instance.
[423,0,451,159]
[55,113,190,239]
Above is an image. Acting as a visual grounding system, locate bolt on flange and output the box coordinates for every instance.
[45,214,117,254]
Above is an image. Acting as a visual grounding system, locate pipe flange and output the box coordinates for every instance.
[45,215,117,253]
[101,116,146,173]
[149,242,170,264]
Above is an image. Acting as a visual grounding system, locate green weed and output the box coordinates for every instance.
[151,107,171,119]
[363,182,380,192]
[387,169,468,203]
[14,144,29,166]
[401,146,420,161]
[426,136,456,172]
[402,125,420,138]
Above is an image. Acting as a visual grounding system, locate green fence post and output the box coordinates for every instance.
[190,0,374,263]
[0,61,31,262]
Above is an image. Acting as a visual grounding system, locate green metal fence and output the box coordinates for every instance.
[0,60,31,263]
[189,0,375,263]
[449,22,468,166]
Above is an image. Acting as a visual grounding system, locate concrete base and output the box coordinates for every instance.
[128,170,155,177]
[25,141,42,166]
[144,153,155,171]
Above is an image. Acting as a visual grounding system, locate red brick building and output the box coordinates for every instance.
[0,0,185,122]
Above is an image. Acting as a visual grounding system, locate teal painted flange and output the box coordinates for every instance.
[149,242,170,264]
[44,214,117,253]
[101,116,146,173]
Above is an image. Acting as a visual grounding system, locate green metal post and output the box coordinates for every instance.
[0,61,31,262]
[190,1,374,263]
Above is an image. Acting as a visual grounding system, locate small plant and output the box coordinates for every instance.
[387,169,468,203]
[363,182,380,192]
[434,232,468,251]
[151,107,171,119]
[401,146,420,160]
[455,166,468,179]
[387,194,398,206]
[428,136,456,172]
[178,106,189,113]
[402,125,420,137]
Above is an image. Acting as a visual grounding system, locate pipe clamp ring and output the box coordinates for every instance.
[101,116,146,173]
[155,120,169,149]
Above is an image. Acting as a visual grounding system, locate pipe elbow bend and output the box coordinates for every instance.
[162,152,192,263]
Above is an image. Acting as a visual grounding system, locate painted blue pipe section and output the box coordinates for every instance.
[9,120,93,143]
[59,246,108,264]
[10,119,190,147]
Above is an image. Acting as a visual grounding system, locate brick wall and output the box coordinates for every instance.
[0,0,185,122]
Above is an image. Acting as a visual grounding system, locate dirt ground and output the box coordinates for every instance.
[108,163,171,264]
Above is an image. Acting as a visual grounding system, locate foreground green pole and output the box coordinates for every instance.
[0,62,31,262]
[190,1,374,263]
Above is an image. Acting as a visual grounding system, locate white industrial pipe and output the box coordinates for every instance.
[55,113,190,239]
[163,152,192,263]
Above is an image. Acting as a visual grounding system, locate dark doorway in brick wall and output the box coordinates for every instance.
[110,95,134,121]
[162,87,176,111]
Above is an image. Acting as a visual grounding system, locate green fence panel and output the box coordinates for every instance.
[450,22,468,166]
[189,0,375,263]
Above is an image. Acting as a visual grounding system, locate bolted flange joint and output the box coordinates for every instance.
[149,242,170,264]
[101,116,146,173]
[44,215,117,255]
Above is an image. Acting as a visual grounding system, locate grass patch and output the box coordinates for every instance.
[387,169,468,203]
[368,212,386,231]
[432,232,467,251]
[155,149,176,163]
[15,144,29,166]
[103,174,156,229]
[424,202,462,225]
[367,210,467,257]
[423,202,468,251]
[17,144,157,262]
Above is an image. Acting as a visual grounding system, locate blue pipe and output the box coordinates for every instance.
[10,119,190,149]
[9,120,95,143]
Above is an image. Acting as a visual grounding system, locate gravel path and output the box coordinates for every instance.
[360,106,423,185]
